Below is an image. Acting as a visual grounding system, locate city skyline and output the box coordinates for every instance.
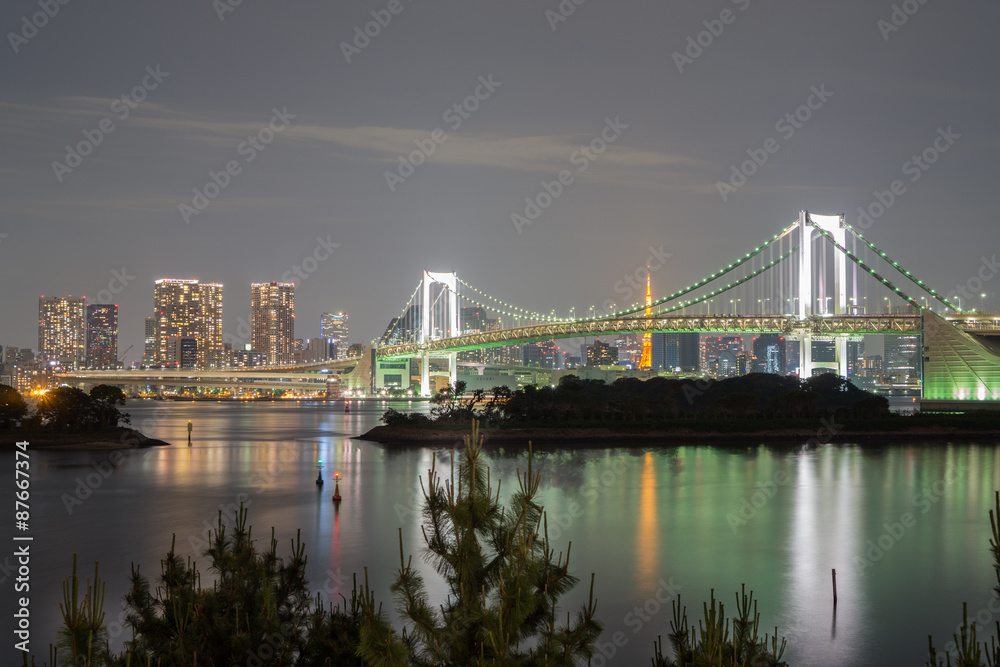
[1,2,998,364]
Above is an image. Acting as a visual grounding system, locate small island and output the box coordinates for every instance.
[360,373,1000,445]
[0,384,170,450]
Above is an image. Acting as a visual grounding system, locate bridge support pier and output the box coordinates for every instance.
[837,337,849,379]
[417,352,458,398]
[449,353,457,393]
[800,332,813,379]
[420,352,430,398]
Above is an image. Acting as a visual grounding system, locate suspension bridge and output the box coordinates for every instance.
[374,212,1000,407]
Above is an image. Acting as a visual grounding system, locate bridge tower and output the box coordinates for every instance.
[639,270,653,370]
[797,211,850,379]
[419,271,459,397]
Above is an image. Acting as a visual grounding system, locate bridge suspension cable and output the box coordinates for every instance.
[808,224,923,311]
[376,281,421,345]
[842,224,962,313]
[455,276,567,322]
[653,246,798,314]
[613,222,798,317]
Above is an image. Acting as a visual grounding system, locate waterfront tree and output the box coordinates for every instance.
[651,585,787,667]
[0,383,27,428]
[358,420,603,665]
[38,387,99,429]
[926,491,1000,665]
[28,508,364,666]
[88,385,129,428]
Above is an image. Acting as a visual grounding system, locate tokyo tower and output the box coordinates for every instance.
[638,270,652,370]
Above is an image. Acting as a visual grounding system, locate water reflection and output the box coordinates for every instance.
[17,401,1000,667]
[636,452,659,590]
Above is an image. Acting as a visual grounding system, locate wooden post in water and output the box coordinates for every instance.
[832,568,838,607]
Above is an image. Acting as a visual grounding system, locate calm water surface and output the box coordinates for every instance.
[10,400,1000,666]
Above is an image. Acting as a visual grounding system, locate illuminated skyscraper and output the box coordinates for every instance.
[251,281,295,365]
[752,334,786,375]
[38,295,86,368]
[321,312,349,358]
[153,279,224,369]
[85,304,118,369]
[652,332,700,372]
[143,316,156,366]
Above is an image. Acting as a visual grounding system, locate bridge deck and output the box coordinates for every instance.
[377,314,923,359]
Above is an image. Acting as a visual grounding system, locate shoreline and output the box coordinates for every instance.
[358,424,1000,446]
[1,427,172,451]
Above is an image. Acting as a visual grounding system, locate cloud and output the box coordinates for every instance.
[1,97,703,189]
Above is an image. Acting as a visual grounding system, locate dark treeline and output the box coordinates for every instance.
[383,373,895,429]
[0,384,129,431]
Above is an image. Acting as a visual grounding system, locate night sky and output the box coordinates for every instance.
[1,1,997,362]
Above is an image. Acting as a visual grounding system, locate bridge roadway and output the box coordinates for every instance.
[376,314,925,360]
[58,356,364,389]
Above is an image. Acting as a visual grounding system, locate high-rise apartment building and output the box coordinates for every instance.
[85,304,118,369]
[153,279,224,369]
[38,295,86,368]
[651,332,700,372]
[251,282,295,365]
[846,339,865,377]
[381,305,419,345]
[166,336,198,369]
[320,312,350,358]
[143,316,156,366]
[586,340,618,366]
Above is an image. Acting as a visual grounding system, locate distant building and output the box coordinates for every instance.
[847,339,865,377]
[251,281,295,365]
[703,335,744,377]
[381,305,420,345]
[752,334,786,375]
[154,279,224,369]
[812,340,837,364]
[143,316,156,366]
[785,339,800,376]
[884,334,922,386]
[5,346,23,365]
[538,340,558,368]
[85,304,118,369]
[231,344,267,368]
[651,332,699,372]
[616,335,642,368]
[302,337,336,363]
[586,340,618,366]
[522,342,542,367]
[38,295,86,368]
[735,352,750,376]
[165,336,198,369]
[861,354,884,382]
[320,312,349,358]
